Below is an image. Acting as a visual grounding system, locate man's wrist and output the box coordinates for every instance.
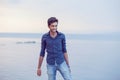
[67,64,70,68]
[37,67,41,70]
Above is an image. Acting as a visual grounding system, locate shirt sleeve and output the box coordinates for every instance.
[62,34,67,53]
[40,35,46,57]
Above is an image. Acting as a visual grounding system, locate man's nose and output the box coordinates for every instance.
[53,26,57,28]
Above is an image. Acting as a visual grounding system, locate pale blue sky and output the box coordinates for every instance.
[0,0,120,34]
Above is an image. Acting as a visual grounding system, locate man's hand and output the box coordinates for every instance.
[37,69,42,76]
[67,65,71,73]
[69,67,71,73]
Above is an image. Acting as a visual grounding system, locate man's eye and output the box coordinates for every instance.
[51,25,57,27]
[54,25,57,27]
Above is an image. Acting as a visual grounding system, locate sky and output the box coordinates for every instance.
[0,0,120,34]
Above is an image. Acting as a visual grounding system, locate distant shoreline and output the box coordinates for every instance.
[0,33,120,41]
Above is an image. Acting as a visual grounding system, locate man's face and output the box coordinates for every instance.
[49,22,58,33]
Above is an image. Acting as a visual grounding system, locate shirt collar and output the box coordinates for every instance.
[46,31,61,36]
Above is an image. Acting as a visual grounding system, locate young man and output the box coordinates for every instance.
[37,17,72,80]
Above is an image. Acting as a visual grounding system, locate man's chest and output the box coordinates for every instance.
[46,38,62,46]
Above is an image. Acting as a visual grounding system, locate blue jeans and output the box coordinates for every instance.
[47,61,72,80]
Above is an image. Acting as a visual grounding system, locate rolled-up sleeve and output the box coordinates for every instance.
[40,35,46,57]
[62,34,67,53]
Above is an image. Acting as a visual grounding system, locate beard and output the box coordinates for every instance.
[50,29,57,33]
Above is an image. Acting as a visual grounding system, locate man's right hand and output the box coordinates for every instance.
[37,69,41,76]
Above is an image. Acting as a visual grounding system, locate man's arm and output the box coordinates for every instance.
[37,35,46,76]
[38,56,44,69]
[62,34,70,68]
[64,52,70,68]
[37,56,44,76]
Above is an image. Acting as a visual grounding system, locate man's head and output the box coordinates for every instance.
[47,17,58,33]
[48,17,58,27]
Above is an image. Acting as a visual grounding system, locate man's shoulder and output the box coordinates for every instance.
[42,32,49,38]
[58,31,65,36]
[58,32,66,39]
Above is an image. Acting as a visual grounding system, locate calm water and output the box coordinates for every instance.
[0,38,120,80]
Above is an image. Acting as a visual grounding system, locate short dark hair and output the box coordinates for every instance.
[47,17,58,26]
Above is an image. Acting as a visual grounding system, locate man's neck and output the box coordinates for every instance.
[50,31,57,38]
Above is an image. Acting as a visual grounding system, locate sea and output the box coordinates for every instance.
[0,33,120,80]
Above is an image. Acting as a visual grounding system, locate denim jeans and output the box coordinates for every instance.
[47,61,72,80]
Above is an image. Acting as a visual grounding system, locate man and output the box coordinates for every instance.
[37,17,72,80]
